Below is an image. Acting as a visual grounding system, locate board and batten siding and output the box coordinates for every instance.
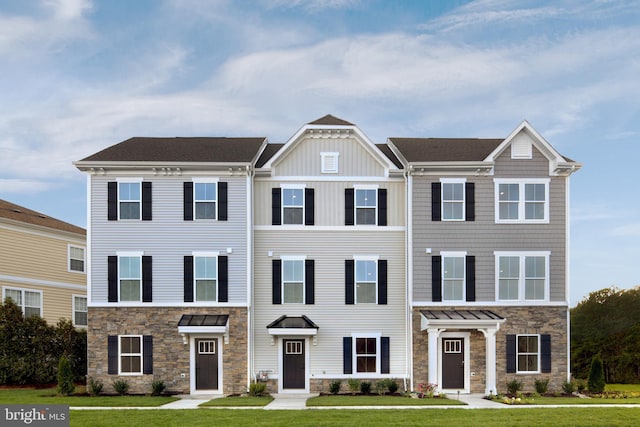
[89,174,249,304]
[253,229,407,377]
[412,146,568,303]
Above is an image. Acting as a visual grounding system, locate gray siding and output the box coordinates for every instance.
[90,173,249,304]
[412,146,567,302]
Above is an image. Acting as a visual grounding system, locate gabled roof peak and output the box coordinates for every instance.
[308,114,354,126]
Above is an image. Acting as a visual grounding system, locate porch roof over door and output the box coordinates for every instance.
[267,315,319,336]
[177,314,229,334]
[420,309,505,331]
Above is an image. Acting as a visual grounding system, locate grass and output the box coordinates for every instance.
[68,408,640,426]
[607,384,640,392]
[497,396,640,405]
[200,396,273,407]
[307,394,465,406]
[0,387,178,407]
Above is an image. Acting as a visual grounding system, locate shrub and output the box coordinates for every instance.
[329,380,341,394]
[561,380,576,394]
[112,379,129,395]
[576,380,586,393]
[588,356,606,393]
[360,381,371,394]
[388,379,399,394]
[151,380,166,396]
[87,377,103,396]
[249,381,267,396]
[534,378,549,394]
[506,379,522,395]
[347,378,360,395]
[56,356,75,396]
[375,379,388,395]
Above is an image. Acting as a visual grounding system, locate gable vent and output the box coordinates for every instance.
[321,152,339,173]
[511,133,533,159]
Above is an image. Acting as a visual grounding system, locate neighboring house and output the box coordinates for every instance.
[74,137,266,395]
[0,199,87,327]
[76,116,579,395]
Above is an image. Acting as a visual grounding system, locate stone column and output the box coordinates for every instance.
[427,328,439,391]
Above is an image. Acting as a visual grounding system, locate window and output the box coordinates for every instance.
[282,259,304,303]
[344,335,390,375]
[194,182,216,219]
[442,254,465,301]
[119,256,141,302]
[198,340,216,354]
[119,336,142,374]
[355,337,377,373]
[195,256,217,301]
[517,335,539,373]
[69,245,85,273]
[2,287,42,318]
[73,295,87,327]
[355,260,377,303]
[321,152,339,173]
[345,187,386,226]
[495,252,549,301]
[119,182,141,219]
[282,188,304,225]
[441,180,464,221]
[495,179,549,223]
[355,189,377,225]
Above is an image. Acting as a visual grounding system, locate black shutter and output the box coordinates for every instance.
[345,259,355,304]
[108,182,118,221]
[305,260,314,304]
[108,256,118,302]
[432,183,441,222]
[218,182,228,221]
[381,337,390,374]
[343,337,352,374]
[465,256,476,302]
[272,259,282,304]
[541,334,552,373]
[465,182,475,221]
[142,182,152,221]
[218,256,228,302]
[183,182,193,221]
[184,256,194,302]
[305,188,314,226]
[272,188,281,225]
[378,260,387,305]
[378,188,387,226]
[506,334,516,373]
[432,256,442,302]
[142,256,152,302]
[143,335,153,374]
[345,188,354,226]
[107,335,118,374]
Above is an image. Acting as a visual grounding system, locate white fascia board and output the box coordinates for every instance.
[178,326,227,334]
[485,120,566,165]
[267,328,317,336]
[74,161,252,173]
[408,161,494,175]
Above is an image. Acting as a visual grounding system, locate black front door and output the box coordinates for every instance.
[195,338,218,390]
[283,339,305,389]
[442,338,464,389]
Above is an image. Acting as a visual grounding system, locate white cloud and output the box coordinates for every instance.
[611,223,640,237]
[0,178,56,194]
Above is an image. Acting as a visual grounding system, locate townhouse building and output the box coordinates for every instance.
[76,116,579,395]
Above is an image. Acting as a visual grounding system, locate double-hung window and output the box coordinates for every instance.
[2,287,42,318]
[355,188,377,225]
[119,255,142,302]
[272,257,314,304]
[517,335,540,373]
[495,252,550,301]
[441,179,465,221]
[69,245,85,273]
[441,253,465,301]
[355,259,377,303]
[194,182,217,219]
[282,258,304,303]
[119,182,141,220]
[194,255,217,301]
[495,179,549,223]
[119,335,142,374]
[73,295,88,327]
[355,337,377,373]
[282,188,304,225]
[345,187,387,226]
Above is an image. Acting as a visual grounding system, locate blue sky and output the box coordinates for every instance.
[1,0,638,306]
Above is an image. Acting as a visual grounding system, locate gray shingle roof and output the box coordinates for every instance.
[389,138,504,162]
[308,114,354,126]
[0,199,85,236]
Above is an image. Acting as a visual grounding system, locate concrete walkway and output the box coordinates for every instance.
[445,393,505,408]
[264,393,318,410]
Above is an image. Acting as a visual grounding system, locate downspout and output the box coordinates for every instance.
[246,164,255,391]
[405,165,413,392]
[565,173,572,383]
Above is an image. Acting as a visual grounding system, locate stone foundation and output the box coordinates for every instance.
[87,306,248,395]
[412,306,569,394]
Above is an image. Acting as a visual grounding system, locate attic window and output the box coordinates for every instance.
[321,152,339,174]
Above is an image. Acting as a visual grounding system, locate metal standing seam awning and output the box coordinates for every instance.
[177,314,230,344]
[420,309,505,330]
[266,315,319,345]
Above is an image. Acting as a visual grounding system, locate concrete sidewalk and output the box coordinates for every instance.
[264,393,318,410]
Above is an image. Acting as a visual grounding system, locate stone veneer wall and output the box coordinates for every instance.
[87,307,248,395]
[412,306,569,394]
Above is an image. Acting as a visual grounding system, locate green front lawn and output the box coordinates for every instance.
[496,396,640,405]
[200,396,273,407]
[69,408,640,427]
[0,387,178,407]
[607,384,640,392]
[306,394,465,406]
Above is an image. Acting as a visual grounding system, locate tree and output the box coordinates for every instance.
[56,356,75,396]
[588,356,605,393]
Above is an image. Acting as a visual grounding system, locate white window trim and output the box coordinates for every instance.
[116,178,143,221]
[72,294,88,328]
[2,286,43,318]
[494,251,550,302]
[118,335,143,376]
[192,178,219,221]
[353,256,379,304]
[351,332,382,376]
[281,255,306,304]
[440,251,466,302]
[516,334,541,374]
[494,178,550,224]
[440,178,466,222]
[117,252,143,303]
[68,244,86,273]
[353,185,379,226]
[193,253,219,303]
[280,184,306,225]
[321,152,339,174]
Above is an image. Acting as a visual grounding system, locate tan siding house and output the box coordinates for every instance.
[0,199,87,326]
